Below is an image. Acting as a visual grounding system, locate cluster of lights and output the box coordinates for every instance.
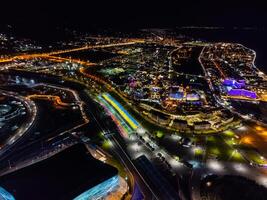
[207,160,224,172]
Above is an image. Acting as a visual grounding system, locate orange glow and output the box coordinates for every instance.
[255,126,264,131]
[213,61,226,79]
[258,131,267,137]
[0,40,144,64]
[241,136,253,145]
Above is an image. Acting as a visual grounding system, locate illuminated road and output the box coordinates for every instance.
[44,55,97,67]
[0,90,37,157]
[83,93,160,200]
[30,83,89,123]
[0,40,144,64]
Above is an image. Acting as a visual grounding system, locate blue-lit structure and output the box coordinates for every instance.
[0,187,15,200]
[228,89,257,99]
[169,92,184,100]
[223,79,245,89]
[0,144,119,200]
[73,175,119,200]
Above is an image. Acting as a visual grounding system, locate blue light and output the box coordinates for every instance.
[223,79,245,89]
[169,92,184,99]
[73,175,119,200]
[105,93,140,127]
[0,187,15,200]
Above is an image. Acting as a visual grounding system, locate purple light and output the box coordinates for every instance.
[223,79,245,89]
[228,89,257,99]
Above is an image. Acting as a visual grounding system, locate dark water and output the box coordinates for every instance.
[175,28,267,72]
[58,49,118,62]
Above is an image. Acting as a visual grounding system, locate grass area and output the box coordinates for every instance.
[229,150,245,162]
[223,130,235,137]
[194,147,204,156]
[224,138,239,146]
[102,139,113,149]
[193,146,205,161]
[156,131,165,138]
[243,151,267,165]
[205,135,246,162]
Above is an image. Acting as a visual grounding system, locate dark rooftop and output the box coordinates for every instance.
[0,143,118,200]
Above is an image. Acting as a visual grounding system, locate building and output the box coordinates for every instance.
[223,79,246,89]
[228,89,257,99]
[172,119,188,130]
[0,144,119,200]
[186,93,200,101]
[149,109,170,125]
[193,121,211,130]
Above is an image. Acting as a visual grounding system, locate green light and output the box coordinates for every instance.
[223,130,235,137]
[207,136,216,142]
[231,150,243,160]
[156,131,164,138]
[210,147,220,155]
[102,140,112,149]
[248,153,267,165]
[194,148,203,156]
[225,138,237,146]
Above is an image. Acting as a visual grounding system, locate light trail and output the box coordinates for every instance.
[27,94,72,106]
[43,55,97,66]
[29,83,89,123]
[102,93,139,130]
[0,90,37,156]
[0,40,144,64]
[212,60,226,79]
[97,95,130,138]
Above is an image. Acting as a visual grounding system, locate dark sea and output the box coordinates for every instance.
[175,28,267,73]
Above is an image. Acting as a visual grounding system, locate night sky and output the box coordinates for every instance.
[1,0,267,29]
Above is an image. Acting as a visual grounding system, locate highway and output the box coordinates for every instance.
[0,90,37,157]
[0,40,144,64]
[82,91,160,200]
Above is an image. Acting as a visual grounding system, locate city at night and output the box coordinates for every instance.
[1,1,267,200]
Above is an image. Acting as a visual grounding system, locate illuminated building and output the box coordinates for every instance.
[194,121,211,130]
[172,119,188,130]
[223,79,246,89]
[169,91,184,100]
[149,110,170,125]
[186,93,200,101]
[0,187,15,200]
[169,86,184,100]
[228,89,257,99]
[74,175,119,200]
[0,144,118,200]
